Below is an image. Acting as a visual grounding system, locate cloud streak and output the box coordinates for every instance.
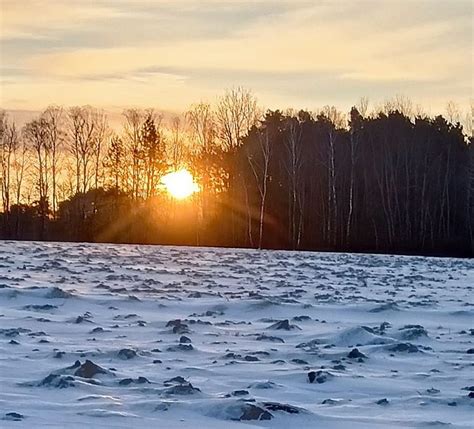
[1,0,471,112]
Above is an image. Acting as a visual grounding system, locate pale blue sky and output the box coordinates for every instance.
[1,0,472,113]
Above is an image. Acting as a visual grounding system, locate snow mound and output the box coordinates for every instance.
[326,326,392,347]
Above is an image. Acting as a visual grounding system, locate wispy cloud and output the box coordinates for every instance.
[0,0,124,40]
[1,0,471,112]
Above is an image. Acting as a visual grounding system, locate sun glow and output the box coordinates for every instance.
[161,169,199,200]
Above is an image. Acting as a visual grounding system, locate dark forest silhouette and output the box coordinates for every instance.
[1,90,473,257]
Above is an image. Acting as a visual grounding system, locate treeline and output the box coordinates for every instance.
[1,89,473,256]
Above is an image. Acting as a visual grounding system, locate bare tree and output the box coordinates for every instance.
[123,109,145,199]
[384,95,413,117]
[446,101,461,124]
[12,136,28,206]
[91,109,108,191]
[215,87,260,243]
[247,126,272,249]
[42,106,64,218]
[0,114,19,231]
[216,87,260,151]
[284,115,304,249]
[141,110,165,198]
[346,107,363,245]
[23,118,50,238]
[464,99,473,138]
[357,97,369,118]
[320,106,345,246]
[68,106,97,194]
[465,101,474,253]
[11,135,29,237]
[187,102,216,153]
[186,102,217,225]
[468,133,474,253]
[168,116,187,170]
[105,133,125,190]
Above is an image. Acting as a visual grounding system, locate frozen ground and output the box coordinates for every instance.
[0,241,473,428]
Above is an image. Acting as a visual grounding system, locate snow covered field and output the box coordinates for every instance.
[0,241,473,428]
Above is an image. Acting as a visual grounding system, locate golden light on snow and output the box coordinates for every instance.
[161,169,199,200]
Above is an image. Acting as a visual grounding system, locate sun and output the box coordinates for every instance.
[161,169,199,200]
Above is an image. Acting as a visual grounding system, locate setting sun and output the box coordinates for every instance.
[161,169,199,200]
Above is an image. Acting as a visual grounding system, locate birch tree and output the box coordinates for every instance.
[320,106,345,246]
[216,87,260,243]
[284,115,304,249]
[247,126,272,249]
[346,107,363,245]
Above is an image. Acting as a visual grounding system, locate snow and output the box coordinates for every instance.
[0,241,473,428]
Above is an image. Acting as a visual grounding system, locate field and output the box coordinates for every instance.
[0,241,473,428]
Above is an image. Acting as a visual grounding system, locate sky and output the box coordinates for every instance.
[0,0,472,115]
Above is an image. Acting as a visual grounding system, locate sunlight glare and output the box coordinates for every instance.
[161,169,199,200]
